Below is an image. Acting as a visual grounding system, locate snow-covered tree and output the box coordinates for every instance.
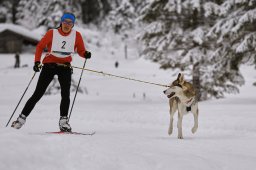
[139,0,209,100]
[0,0,17,23]
[98,0,148,61]
[16,0,81,29]
[205,0,256,92]
[106,0,136,34]
[103,0,147,35]
[80,0,112,24]
[139,0,255,100]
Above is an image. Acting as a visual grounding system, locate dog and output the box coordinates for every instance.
[163,73,198,139]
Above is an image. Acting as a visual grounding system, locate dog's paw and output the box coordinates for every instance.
[178,135,184,139]
[191,126,198,134]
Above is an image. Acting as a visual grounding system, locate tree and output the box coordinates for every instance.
[81,0,112,24]
[0,0,19,23]
[16,0,81,29]
[139,0,255,100]
[140,0,210,100]
[205,0,256,92]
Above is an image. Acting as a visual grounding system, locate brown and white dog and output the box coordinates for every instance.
[163,73,199,139]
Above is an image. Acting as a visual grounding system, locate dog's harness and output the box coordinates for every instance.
[185,97,196,112]
[186,97,194,105]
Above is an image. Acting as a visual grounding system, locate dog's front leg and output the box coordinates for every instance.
[177,112,184,139]
[168,111,175,135]
[191,106,199,134]
[168,99,177,135]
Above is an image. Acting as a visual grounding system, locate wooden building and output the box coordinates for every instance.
[0,24,41,53]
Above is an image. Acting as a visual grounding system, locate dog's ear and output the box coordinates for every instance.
[177,73,181,80]
[178,73,185,84]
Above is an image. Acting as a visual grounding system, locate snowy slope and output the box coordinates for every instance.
[0,29,256,169]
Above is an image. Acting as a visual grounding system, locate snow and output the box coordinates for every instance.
[232,8,256,33]
[191,28,204,45]
[0,31,256,170]
[0,23,41,41]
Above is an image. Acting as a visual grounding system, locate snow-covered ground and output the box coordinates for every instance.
[0,39,256,169]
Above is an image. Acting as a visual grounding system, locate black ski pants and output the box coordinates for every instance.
[21,63,72,117]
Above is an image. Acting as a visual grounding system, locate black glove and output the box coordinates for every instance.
[33,61,41,72]
[84,51,91,59]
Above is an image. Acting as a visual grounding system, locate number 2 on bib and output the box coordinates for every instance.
[61,41,66,49]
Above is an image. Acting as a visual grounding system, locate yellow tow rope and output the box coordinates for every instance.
[71,65,170,88]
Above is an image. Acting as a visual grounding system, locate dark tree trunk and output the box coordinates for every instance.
[81,0,111,24]
[192,62,201,101]
[12,0,20,23]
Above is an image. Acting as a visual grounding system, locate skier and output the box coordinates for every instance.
[11,12,91,132]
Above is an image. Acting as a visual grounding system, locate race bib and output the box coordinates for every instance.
[51,29,76,58]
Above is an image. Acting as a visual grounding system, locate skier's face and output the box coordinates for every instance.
[61,19,73,33]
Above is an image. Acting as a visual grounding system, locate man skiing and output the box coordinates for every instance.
[11,12,91,132]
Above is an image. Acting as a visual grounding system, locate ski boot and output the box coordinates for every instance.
[59,116,72,132]
[11,114,26,129]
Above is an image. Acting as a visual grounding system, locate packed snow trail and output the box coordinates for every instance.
[0,52,256,170]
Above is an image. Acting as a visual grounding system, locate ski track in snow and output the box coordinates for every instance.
[0,53,256,170]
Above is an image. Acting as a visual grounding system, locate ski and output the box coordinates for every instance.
[46,131,95,136]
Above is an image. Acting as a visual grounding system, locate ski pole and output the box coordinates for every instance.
[68,58,87,122]
[6,72,37,127]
